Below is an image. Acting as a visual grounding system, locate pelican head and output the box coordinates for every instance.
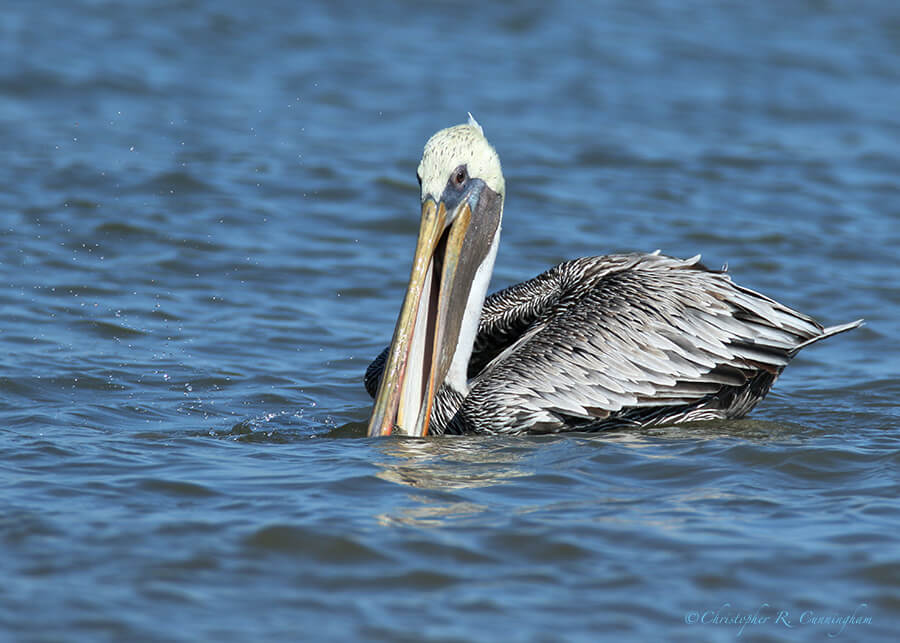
[367,115,505,437]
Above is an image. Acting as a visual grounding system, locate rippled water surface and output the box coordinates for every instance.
[2,1,898,641]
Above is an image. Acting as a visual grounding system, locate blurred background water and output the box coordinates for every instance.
[1,0,898,641]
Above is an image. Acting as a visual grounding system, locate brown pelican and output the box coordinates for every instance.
[365,115,862,437]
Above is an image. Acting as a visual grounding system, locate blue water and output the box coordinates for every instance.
[2,1,898,641]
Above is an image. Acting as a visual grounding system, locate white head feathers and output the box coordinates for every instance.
[417,117,505,203]
[467,112,483,135]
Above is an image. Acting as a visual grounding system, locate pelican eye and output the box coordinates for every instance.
[416,172,422,187]
[452,166,468,188]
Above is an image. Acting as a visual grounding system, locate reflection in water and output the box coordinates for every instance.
[365,418,807,495]
[363,417,810,528]
[372,436,532,490]
[375,498,489,528]
[582,418,811,449]
[369,436,534,527]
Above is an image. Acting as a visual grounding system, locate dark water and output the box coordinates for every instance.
[2,1,898,640]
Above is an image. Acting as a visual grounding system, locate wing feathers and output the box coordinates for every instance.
[458,253,855,434]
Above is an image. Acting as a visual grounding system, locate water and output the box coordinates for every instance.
[2,0,898,640]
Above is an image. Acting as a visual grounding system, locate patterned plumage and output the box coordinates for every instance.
[366,251,861,435]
